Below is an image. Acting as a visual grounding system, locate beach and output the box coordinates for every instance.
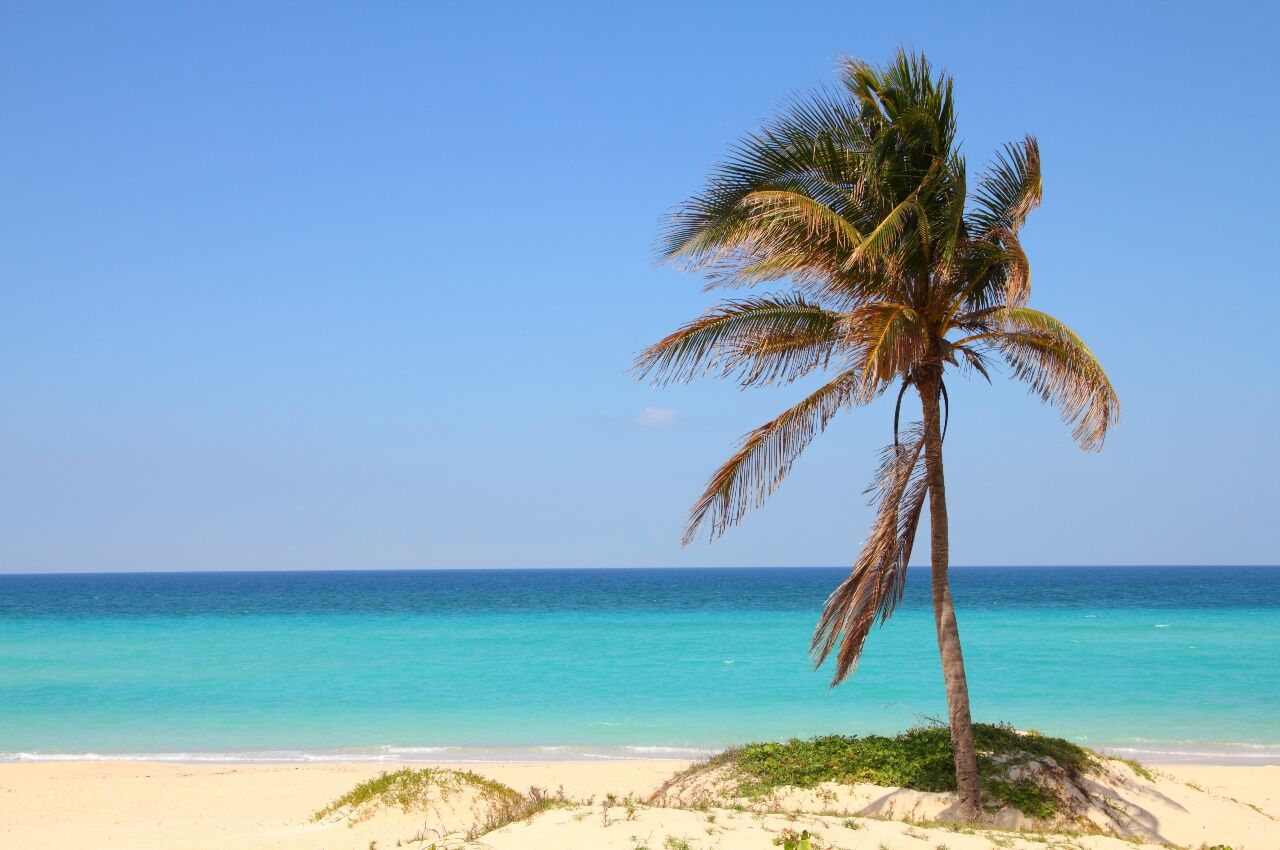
[0,759,682,849]
[2,759,1276,850]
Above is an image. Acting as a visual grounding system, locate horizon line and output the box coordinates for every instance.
[2,563,1277,577]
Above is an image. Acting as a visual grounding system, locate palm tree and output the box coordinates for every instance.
[635,51,1118,819]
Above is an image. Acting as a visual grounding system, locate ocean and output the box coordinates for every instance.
[1,567,1276,764]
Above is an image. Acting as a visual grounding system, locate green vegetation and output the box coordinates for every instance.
[313,768,571,839]
[1115,757,1155,782]
[313,768,522,821]
[684,724,1094,818]
[984,777,1057,820]
[773,828,819,849]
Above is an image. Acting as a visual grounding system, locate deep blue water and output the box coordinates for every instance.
[1,567,1276,762]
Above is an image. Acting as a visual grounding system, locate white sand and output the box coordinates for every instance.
[0,759,1275,850]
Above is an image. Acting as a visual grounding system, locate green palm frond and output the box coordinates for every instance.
[945,232,1031,316]
[659,53,961,305]
[842,186,919,271]
[658,89,864,268]
[935,153,968,268]
[953,136,1041,309]
[847,51,956,154]
[969,135,1042,237]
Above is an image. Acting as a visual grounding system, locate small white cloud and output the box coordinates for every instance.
[636,406,677,428]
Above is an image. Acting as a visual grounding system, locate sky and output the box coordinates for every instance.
[2,1,1277,571]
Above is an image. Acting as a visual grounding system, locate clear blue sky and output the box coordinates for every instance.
[2,1,1277,571]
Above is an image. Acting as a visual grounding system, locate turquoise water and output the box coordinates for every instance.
[1,567,1276,762]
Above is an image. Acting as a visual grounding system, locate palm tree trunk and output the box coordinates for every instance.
[918,370,981,820]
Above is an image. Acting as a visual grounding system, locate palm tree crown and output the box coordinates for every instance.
[636,51,1118,685]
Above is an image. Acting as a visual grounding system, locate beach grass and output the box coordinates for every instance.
[661,723,1095,818]
[313,767,520,820]
[313,767,572,837]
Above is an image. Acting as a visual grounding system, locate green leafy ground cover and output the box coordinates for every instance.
[689,723,1096,818]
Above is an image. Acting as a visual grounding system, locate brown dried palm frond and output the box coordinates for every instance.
[730,328,839,387]
[634,294,845,387]
[845,302,927,401]
[683,368,860,543]
[810,423,928,684]
[993,228,1031,306]
[738,189,864,251]
[954,307,1119,451]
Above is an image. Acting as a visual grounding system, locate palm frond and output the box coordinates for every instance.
[960,307,1119,451]
[846,302,926,400]
[810,424,927,684]
[952,344,994,382]
[932,152,967,273]
[707,250,826,288]
[657,87,865,268]
[841,188,915,270]
[943,230,1031,317]
[739,189,864,249]
[729,327,838,387]
[968,135,1041,237]
[634,295,843,386]
[996,228,1031,306]
[659,49,963,310]
[683,368,860,543]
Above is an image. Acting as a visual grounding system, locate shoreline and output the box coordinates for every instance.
[5,741,1280,766]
